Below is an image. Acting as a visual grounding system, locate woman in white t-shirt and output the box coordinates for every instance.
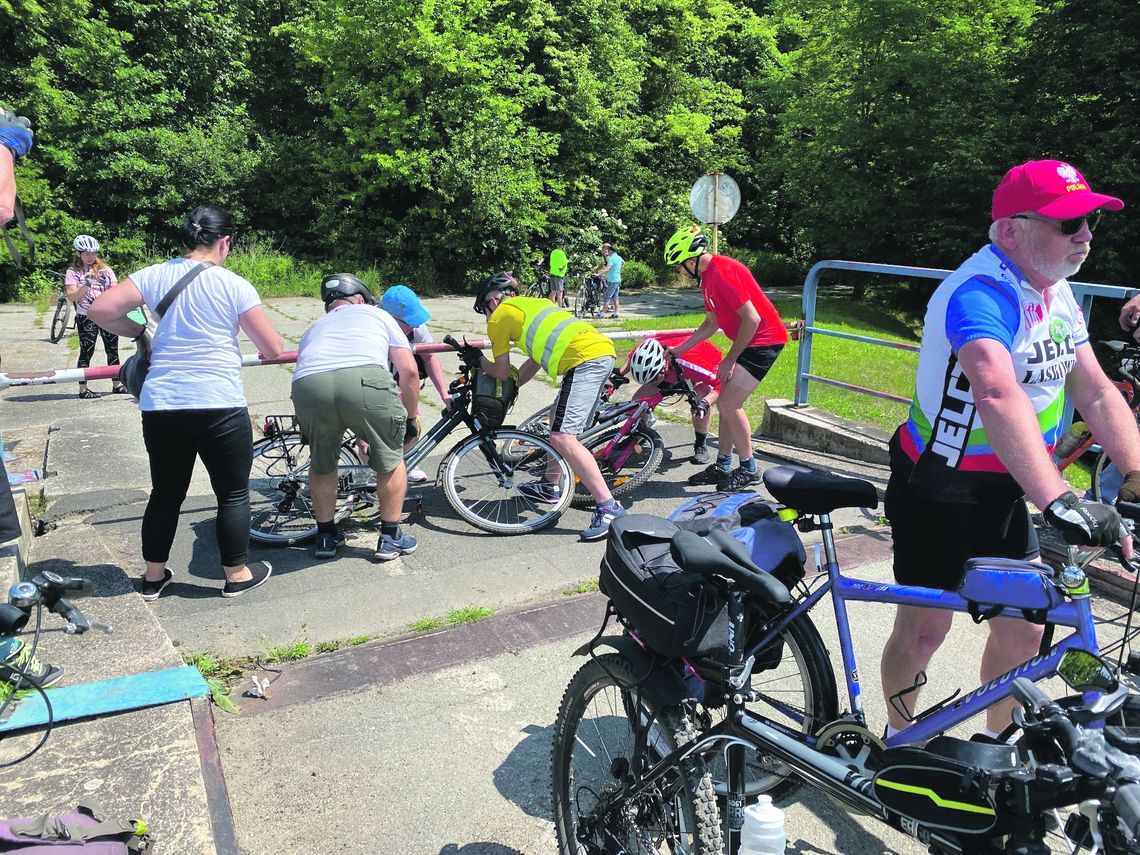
[88,206,284,600]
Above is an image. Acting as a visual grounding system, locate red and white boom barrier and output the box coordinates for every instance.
[0,326,766,390]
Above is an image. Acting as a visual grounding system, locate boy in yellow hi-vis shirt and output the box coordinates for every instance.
[471,271,625,541]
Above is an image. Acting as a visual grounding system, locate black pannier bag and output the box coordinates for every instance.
[599,514,729,659]
[471,366,519,430]
[669,492,807,592]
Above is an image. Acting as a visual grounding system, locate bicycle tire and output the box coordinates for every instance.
[249,432,360,545]
[49,297,70,343]
[441,428,573,534]
[551,653,723,855]
[573,286,591,319]
[696,610,839,801]
[570,424,665,509]
[1091,449,1113,502]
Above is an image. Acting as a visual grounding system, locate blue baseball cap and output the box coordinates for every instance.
[380,284,430,327]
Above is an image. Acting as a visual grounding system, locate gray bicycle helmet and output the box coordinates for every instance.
[473,271,518,315]
[321,273,375,311]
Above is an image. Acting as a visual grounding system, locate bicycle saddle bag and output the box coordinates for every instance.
[957,558,1064,624]
[669,493,807,592]
[599,514,729,659]
[0,801,153,852]
[873,739,1004,835]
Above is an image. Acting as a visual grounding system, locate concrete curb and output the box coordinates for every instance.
[0,478,33,590]
[762,397,891,465]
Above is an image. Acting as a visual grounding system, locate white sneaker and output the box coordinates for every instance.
[407,467,430,484]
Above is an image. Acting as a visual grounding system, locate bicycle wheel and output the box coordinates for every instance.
[695,610,838,801]
[441,428,573,534]
[50,296,70,343]
[570,425,665,509]
[249,432,360,545]
[551,653,723,855]
[1091,449,1118,503]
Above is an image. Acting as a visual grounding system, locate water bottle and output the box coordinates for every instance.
[738,795,786,855]
[1052,420,1090,464]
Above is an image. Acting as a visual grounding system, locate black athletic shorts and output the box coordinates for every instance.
[737,344,783,382]
[885,470,1039,590]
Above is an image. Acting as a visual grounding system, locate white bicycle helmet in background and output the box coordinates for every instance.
[629,338,667,385]
[72,235,100,253]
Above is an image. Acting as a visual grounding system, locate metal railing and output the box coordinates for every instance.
[793,259,1136,431]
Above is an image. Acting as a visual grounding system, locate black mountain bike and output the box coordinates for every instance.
[248,336,573,543]
[48,272,74,343]
[574,273,605,319]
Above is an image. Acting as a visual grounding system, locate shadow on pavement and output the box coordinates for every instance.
[789,787,909,854]
[493,723,555,820]
[439,845,527,855]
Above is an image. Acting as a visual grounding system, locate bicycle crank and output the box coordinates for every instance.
[816,720,885,777]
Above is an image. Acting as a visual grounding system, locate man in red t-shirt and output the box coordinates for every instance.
[663,225,788,491]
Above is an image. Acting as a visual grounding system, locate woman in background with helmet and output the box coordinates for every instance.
[66,234,127,398]
[88,206,284,600]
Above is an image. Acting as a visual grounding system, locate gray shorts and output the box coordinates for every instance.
[291,365,406,475]
[603,280,620,302]
[550,356,614,435]
[548,275,566,293]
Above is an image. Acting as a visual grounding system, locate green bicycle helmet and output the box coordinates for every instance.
[663,225,709,266]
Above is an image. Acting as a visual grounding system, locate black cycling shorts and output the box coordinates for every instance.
[737,345,783,383]
[885,472,1039,590]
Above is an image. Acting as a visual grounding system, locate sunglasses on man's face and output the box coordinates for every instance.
[1011,210,1102,235]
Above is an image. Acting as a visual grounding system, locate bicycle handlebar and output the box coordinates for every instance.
[6,572,109,636]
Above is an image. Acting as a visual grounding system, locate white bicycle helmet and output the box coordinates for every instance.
[72,235,100,253]
[629,338,668,385]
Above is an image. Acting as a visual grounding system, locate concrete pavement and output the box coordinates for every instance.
[3,290,1129,854]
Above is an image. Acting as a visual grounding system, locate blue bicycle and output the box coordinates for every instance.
[552,464,1140,854]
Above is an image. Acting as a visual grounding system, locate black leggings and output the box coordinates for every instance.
[141,408,253,567]
[75,314,120,376]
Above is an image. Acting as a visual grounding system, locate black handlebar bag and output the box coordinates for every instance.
[873,736,1019,835]
[599,514,728,659]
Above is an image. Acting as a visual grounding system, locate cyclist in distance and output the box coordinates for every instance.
[621,335,722,464]
[548,238,568,307]
[881,160,1140,739]
[664,224,788,491]
[291,274,420,561]
[473,271,625,541]
[66,235,129,398]
[380,284,452,484]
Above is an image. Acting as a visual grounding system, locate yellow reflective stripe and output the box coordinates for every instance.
[520,301,588,374]
[875,778,995,815]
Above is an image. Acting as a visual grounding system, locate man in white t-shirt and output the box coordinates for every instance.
[292,274,420,561]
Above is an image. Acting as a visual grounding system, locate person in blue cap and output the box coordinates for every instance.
[380,285,452,482]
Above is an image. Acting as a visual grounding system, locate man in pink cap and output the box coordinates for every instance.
[880,159,1140,738]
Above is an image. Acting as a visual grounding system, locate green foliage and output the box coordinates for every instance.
[1,0,1133,307]
[620,259,655,290]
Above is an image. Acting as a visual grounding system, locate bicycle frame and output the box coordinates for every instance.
[576,379,695,471]
[740,514,1099,748]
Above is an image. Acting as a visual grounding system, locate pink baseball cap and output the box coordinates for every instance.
[991,159,1124,220]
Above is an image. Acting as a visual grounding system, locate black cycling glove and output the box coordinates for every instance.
[0,109,33,159]
[1045,490,1123,546]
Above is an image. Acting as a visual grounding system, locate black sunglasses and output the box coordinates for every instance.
[1010,210,1102,235]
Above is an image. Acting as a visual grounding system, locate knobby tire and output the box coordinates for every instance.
[551,653,723,855]
[571,425,665,509]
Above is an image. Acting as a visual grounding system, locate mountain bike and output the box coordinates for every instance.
[552,464,1140,854]
[574,273,605,319]
[248,336,573,543]
[525,260,549,299]
[511,368,701,508]
[1053,339,1140,501]
[47,272,74,343]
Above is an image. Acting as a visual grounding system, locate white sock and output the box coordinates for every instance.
[983,728,1001,740]
[885,723,903,739]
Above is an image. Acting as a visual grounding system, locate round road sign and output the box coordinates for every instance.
[689,173,741,225]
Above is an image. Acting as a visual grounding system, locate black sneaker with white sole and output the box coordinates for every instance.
[222,561,273,598]
[687,464,731,485]
[139,567,174,602]
[716,467,761,492]
[314,529,346,559]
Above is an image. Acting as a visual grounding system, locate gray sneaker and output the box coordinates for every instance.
[376,528,418,561]
[581,503,626,542]
[691,444,711,465]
